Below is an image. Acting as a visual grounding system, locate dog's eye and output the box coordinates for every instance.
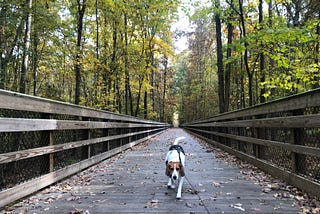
[176,168,180,171]
[169,167,174,171]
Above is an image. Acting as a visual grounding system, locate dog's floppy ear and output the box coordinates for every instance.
[165,164,171,176]
[180,166,185,177]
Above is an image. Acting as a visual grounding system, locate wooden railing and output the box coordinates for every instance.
[182,88,320,198]
[0,89,169,207]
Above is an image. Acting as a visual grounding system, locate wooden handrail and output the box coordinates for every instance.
[182,89,320,198]
[0,89,162,124]
[186,88,320,124]
[0,89,169,208]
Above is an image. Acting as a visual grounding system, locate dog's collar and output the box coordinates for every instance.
[168,145,185,155]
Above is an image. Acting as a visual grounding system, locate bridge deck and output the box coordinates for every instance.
[8,128,298,213]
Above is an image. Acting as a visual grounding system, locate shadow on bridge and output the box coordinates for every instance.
[7,128,298,214]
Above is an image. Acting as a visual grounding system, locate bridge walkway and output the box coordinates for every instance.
[8,128,298,213]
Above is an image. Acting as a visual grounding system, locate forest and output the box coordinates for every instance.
[1,0,319,123]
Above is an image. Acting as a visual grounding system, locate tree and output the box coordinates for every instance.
[74,0,87,105]
[20,0,32,93]
[214,0,225,113]
[259,0,265,103]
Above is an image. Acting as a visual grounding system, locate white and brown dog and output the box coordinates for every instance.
[165,136,186,199]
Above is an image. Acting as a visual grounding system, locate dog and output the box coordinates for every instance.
[165,136,186,199]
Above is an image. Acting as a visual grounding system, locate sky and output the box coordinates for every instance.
[171,5,191,53]
[171,0,193,53]
[171,0,210,53]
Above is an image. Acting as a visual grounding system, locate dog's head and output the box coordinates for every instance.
[166,161,185,180]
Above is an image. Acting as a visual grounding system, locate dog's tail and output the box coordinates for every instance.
[173,136,186,145]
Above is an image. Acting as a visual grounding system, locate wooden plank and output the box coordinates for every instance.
[186,127,320,157]
[186,114,320,128]
[0,118,166,132]
[0,131,163,208]
[0,128,165,164]
[0,118,58,132]
[186,130,320,198]
[0,89,165,125]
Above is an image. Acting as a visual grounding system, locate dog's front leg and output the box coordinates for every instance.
[167,178,175,189]
[176,176,184,199]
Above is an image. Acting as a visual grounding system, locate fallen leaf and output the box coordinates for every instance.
[262,187,272,193]
[230,203,245,212]
[212,181,222,187]
[151,199,159,203]
[144,199,159,209]
[69,208,83,214]
[185,202,193,208]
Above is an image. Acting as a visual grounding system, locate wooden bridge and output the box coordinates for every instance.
[0,89,320,213]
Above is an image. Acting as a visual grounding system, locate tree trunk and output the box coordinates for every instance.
[74,0,87,105]
[134,76,144,117]
[124,13,133,115]
[0,5,7,89]
[239,0,253,106]
[94,0,99,104]
[144,90,147,119]
[160,56,168,122]
[111,18,118,110]
[215,0,225,113]
[313,12,320,89]
[225,0,233,112]
[259,0,266,103]
[32,25,38,96]
[20,0,32,94]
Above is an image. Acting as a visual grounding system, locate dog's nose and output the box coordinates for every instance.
[173,175,177,180]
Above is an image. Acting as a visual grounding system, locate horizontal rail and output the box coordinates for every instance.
[189,88,320,124]
[0,89,169,208]
[0,132,161,208]
[187,127,320,158]
[182,89,320,198]
[0,89,161,124]
[0,128,164,164]
[186,114,320,128]
[0,118,166,132]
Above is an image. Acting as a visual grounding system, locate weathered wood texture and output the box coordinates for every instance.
[182,88,320,198]
[6,129,299,213]
[0,89,169,208]
[0,89,160,124]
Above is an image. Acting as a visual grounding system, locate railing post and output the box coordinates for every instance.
[255,115,266,159]
[290,109,305,173]
[256,128,265,159]
[103,121,109,152]
[40,113,51,174]
[117,128,122,147]
[81,117,91,159]
[49,131,54,172]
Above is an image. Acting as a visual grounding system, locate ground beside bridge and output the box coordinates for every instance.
[6,128,299,213]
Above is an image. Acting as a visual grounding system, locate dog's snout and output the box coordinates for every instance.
[173,175,177,180]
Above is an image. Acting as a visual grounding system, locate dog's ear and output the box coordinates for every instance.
[180,166,185,177]
[165,164,171,176]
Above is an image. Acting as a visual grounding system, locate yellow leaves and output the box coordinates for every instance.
[153,37,174,57]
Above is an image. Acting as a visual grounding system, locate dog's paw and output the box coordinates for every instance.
[167,185,175,189]
[176,195,181,200]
